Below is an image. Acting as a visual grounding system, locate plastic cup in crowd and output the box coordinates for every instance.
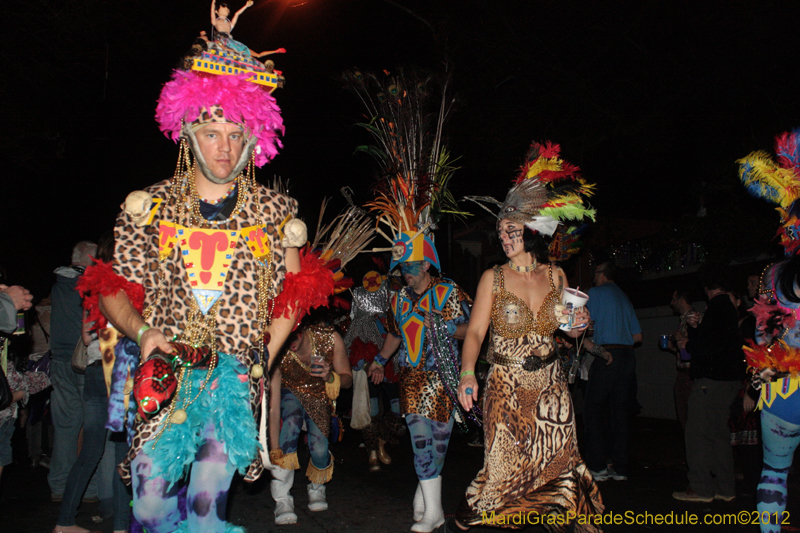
[559,288,589,332]
[659,335,670,349]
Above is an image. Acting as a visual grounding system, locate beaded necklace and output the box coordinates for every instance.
[143,139,277,440]
[199,180,237,205]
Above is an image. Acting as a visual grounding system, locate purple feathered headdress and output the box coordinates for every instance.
[156,70,284,167]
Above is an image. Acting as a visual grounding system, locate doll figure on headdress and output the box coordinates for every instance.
[211,0,287,61]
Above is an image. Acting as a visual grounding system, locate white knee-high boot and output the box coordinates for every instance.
[411,476,444,532]
[413,482,424,521]
[270,467,298,525]
[307,482,328,511]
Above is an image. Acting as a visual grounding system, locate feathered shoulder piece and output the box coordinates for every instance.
[737,128,800,255]
[273,201,375,325]
[465,140,596,261]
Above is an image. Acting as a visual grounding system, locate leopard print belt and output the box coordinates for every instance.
[492,351,558,372]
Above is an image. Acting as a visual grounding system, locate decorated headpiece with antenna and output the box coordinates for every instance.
[466,141,596,260]
[737,128,800,256]
[343,68,468,271]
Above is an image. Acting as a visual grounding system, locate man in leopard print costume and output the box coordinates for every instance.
[98,64,304,532]
[367,236,472,533]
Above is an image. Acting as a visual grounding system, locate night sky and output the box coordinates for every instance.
[3,0,799,297]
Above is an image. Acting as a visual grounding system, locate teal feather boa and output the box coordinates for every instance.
[142,353,258,485]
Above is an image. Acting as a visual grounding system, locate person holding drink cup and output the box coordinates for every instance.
[452,141,603,532]
[269,318,352,524]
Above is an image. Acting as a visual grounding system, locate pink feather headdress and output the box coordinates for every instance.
[156,70,285,167]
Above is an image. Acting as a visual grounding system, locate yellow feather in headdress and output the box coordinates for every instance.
[524,157,563,180]
[737,151,800,209]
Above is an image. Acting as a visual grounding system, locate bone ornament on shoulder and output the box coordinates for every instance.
[281,218,308,248]
[123,190,154,227]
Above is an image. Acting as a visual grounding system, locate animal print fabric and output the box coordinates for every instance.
[113,180,297,356]
[456,266,603,531]
[457,363,603,531]
[113,179,297,483]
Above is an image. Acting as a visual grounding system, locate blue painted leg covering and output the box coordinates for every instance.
[757,409,800,533]
[406,414,453,480]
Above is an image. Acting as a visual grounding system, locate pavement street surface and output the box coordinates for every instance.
[1,417,796,532]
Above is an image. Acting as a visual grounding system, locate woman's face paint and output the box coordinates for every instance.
[497,219,525,258]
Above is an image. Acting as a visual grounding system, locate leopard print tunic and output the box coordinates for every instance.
[114,179,297,483]
[456,265,604,531]
[391,278,472,423]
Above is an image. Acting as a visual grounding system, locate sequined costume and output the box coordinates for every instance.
[345,282,403,460]
[279,325,336,439]
[273,325,338,487]
[456,265,603,531]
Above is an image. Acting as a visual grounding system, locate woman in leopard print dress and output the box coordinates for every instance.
[452,218,604,532]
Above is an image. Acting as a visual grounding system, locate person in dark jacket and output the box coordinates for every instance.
[673,274,743,503]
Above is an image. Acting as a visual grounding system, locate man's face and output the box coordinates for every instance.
[593,267,606,286]
[400,261,428,291]
[670,291,680,314]
[194,122,246,183]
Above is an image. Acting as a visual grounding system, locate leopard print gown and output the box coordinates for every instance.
[456,265,604,532]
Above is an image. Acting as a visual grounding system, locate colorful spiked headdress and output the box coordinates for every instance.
[343,68,468,271]
[466,141,596,261]
[737,129,800,256]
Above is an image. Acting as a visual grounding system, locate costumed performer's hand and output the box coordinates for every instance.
[564,306,590,338]
[310,359,332,382]
[588,343,613,366]
[758,367,789,384]
[367,361,385,385]
[457,374,478,411]
[140,327,174,360]
[276,48,286,53]
[1,284,33,311]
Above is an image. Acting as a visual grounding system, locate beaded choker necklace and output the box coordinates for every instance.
[508,258,537,273]
[199,180,237,205]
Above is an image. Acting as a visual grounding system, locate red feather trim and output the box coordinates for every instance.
[744,339,800,375]
[76,260,145,330]
[272,247,336,326]
[750,294,796,339]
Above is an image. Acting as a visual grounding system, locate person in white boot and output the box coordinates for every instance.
[268,319,352,524]
[367,251,472,533]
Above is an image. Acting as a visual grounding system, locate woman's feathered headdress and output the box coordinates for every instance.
[465,141,596,260]
[343,68,468,269]
[738,129,800,256]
